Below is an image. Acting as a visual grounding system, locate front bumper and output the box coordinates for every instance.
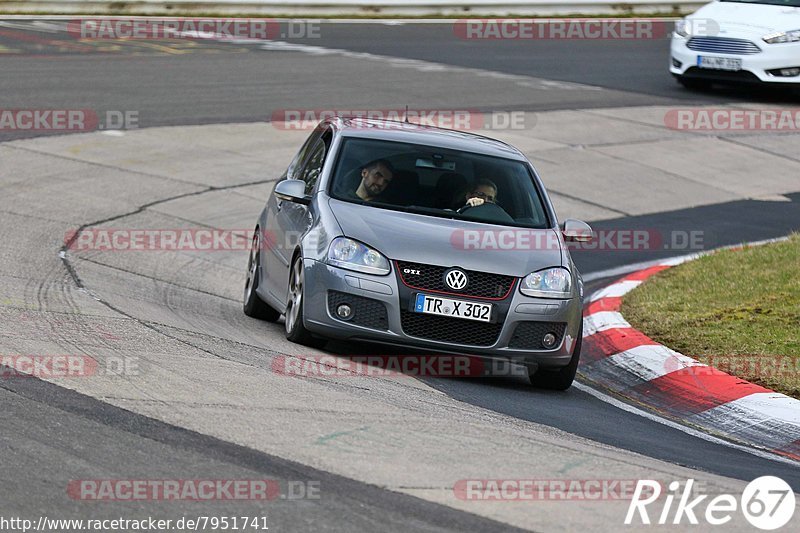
[670,35,800,84]
[301,259,583,368]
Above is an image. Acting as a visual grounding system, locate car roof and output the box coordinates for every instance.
[325,116,528,161]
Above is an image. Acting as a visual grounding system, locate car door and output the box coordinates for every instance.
[262,129,330,303]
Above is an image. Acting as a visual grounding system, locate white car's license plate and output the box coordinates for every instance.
[414,294,492,323]
[697,55,742,71]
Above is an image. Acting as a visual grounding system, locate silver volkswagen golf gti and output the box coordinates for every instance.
[243,117,592,389]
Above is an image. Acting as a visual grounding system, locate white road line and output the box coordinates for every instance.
[258,40,605,91]
[582,258,668,283]
[0,21,61,32]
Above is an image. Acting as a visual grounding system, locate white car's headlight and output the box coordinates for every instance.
[520,267,572,299]
[327,237,390,275]
[675,19,690,38]
[763,30,800,44]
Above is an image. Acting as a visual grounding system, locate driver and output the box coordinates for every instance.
[457,178,515,222]
[462,179,498,208]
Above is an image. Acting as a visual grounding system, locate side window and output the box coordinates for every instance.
[297,140,326,195]
[286,128,324,181]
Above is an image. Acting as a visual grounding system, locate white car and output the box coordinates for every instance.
[670,0,800,88]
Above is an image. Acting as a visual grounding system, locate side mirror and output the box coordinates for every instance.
[562,219,593,243]
[274,179,311,205]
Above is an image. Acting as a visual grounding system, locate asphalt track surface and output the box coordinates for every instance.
[1,19,800,532]
[1,20,799,143]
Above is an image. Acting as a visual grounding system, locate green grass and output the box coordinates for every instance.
[620,234,800,398]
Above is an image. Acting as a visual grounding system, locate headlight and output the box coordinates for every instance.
[327,237,390,275]
[763,30,800,44]
[674,19,690,38]
[520,267,572,299]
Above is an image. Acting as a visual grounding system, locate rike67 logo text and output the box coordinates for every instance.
[626,477,795,530]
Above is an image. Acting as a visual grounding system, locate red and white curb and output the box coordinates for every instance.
[579,249,800,462]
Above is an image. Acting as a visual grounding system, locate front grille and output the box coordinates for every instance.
[509,322,567,350]
[682,67,762,82]
[687,37,761,55]
[400,310,503,347]
[397,261,515,300]
[328,291,389,330]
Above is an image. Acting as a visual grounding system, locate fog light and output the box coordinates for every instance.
[336,304,353,320]
[542,333,557,348]
[672,57,683,68]
[767,67,800,77]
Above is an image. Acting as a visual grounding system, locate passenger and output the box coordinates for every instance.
[352,159,395,202]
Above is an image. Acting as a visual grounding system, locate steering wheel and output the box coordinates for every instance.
[457,202,515,223]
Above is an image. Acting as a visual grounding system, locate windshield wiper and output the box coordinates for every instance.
[369,202,461,220]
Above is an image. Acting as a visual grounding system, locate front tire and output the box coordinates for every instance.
[284,255,325,347]
[243,231,280,322]
[528,324,582,391]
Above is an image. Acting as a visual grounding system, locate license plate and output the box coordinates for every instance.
[414,294,492,323]
[697,55,742,71]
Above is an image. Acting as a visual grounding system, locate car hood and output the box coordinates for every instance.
[327,198,564,277]
[690,2,800,37]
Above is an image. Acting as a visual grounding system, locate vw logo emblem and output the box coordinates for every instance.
[444,268,468,291]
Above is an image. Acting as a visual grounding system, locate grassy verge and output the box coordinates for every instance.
[620,234,800,398]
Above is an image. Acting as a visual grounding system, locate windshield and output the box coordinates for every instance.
[328,137,550,229]
[721,0,800,6]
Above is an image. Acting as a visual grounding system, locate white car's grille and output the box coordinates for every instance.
[687,37,761,55]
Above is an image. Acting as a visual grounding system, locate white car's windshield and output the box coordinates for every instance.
[329,137,550,229]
